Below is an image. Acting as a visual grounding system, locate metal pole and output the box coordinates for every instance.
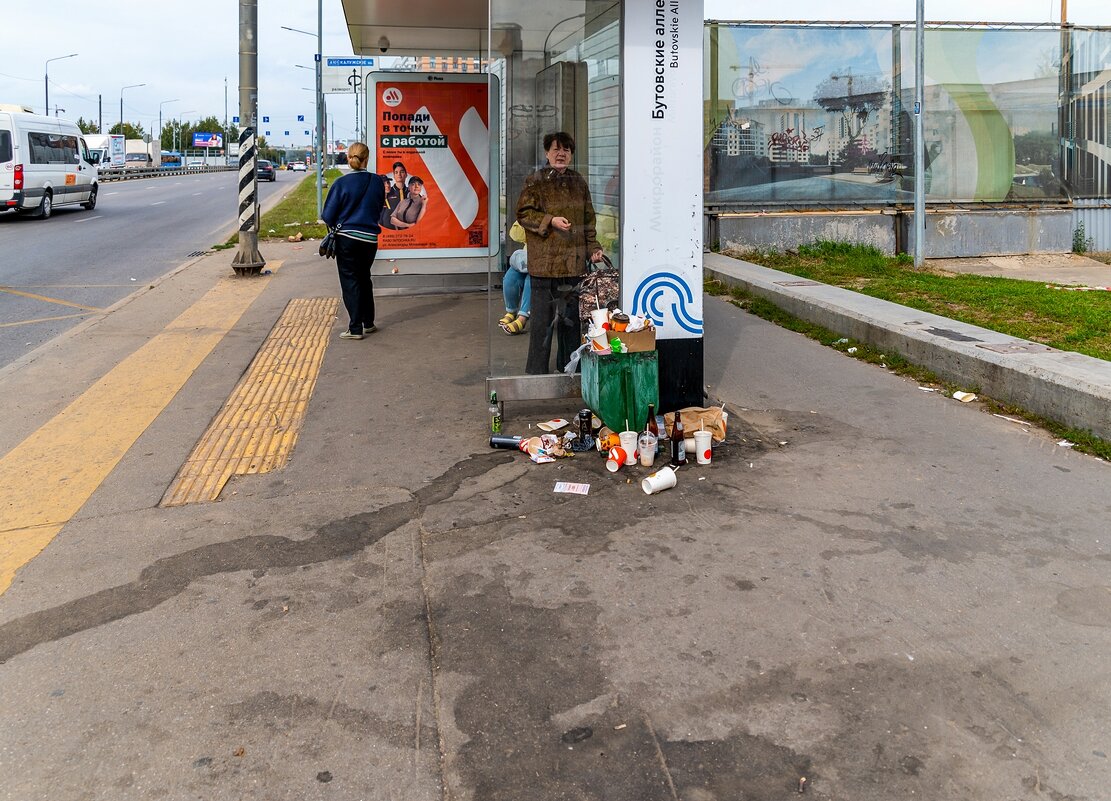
[913,0,925,268]
[44,70,48,118]
[233,0,266,274]
[98,95,102,134]
[315,0,324,218]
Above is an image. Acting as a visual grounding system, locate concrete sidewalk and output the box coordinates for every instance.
[705,252,1111,440]
[0,242,1108,801]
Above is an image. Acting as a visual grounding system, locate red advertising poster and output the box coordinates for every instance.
[371,75,490,257]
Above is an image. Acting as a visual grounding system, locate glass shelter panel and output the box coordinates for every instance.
[705,24,1076,208]
[488,0,621,379]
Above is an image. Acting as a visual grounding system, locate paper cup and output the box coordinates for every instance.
[694,430,713,465]
[641,465,677,495]
[638,433,657,467]
[606,447,627,472]
[618,431,638,465]
[589,308,610,329]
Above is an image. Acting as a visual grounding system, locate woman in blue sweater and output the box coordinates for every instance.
[321,142,387,340]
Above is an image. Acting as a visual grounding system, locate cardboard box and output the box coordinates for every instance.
[612,328,656,353]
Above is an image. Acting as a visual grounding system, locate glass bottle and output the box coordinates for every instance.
[489,391,502,434]
[670,410,687,466]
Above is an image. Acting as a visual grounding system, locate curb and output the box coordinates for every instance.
[704,252,1111,440]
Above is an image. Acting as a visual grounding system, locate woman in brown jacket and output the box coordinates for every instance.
[515,131,604,374]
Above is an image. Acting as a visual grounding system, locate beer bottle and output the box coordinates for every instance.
[489,391,502,434]
[670,409,687,466]
[644,403,660,455]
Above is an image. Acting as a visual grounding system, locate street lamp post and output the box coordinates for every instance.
[283,16,324,218]
[159,99,179,159]
[120,83,146,135]
[45,53,78,117]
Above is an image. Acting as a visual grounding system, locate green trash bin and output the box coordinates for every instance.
[581,350,659,433]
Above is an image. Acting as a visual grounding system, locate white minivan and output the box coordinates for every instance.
[0,104,98,218]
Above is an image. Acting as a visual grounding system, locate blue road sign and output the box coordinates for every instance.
[284,131,290,136]
[262,116,270,123]
[297,115,304,122]
[232,116,240,123]
[304,130,310,135]
[265,131,270,136]
[326,57,376,68]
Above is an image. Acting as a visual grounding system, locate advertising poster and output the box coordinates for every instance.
[622,0,704,340]
[370,73,493,258]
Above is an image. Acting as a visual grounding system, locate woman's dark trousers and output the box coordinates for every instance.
[335,236,378,333]
[526,276,582,374]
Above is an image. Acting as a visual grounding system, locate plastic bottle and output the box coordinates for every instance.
[489,391,502,434]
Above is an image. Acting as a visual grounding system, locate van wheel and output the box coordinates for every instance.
[82,186,98,211]
[37,191,53,219]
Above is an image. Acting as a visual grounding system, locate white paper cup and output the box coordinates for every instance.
[641,465,677,495]
[638,433,657,467]
[590,308,610,329]
[606,446,627,472]
[618,431,638,465]
[694,430,713,465]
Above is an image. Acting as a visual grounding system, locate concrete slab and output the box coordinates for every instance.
[929,253,1111,287]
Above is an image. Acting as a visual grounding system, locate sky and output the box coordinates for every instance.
[2,1,1108,151]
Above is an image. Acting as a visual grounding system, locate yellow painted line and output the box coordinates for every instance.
[0,285,103,311]
[162,297,338,507]
[0,311,96,328]
[0,262,283,596]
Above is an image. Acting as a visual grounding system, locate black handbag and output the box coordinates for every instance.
[318,226,339,259]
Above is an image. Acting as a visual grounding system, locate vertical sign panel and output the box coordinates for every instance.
[621,0,704,341]
[371,73,492,258]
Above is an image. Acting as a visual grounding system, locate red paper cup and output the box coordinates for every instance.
[606,447,627,472]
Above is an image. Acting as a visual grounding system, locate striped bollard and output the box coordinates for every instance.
[231,126,265,275]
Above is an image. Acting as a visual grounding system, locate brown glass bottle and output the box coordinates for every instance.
[670,410,687,466]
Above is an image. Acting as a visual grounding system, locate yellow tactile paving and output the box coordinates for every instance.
[161,297,338,507]
[0,264,283,596]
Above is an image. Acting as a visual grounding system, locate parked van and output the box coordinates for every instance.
[0,104,98,218]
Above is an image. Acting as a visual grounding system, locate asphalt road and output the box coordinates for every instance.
[0,170,288,369]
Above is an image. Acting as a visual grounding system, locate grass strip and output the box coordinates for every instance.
[225,168,343,245]
[705,277,1111,462]
[724,241,1111,362]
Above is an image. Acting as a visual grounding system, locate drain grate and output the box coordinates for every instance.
[922,326,983,343]
[186,250,209,258]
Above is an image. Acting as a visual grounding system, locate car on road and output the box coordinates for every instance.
[289,161,307,172]
[256,159,276,181]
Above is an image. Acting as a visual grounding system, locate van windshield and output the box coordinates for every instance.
[0,130,11,163]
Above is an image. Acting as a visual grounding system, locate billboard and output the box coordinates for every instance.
[370,73,494,258]
[192,132,224,148]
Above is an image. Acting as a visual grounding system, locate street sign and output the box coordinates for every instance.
[263,116,270,123]
[265,131,270,136]
[233,116,240,123]
[284,131,290,136]
[304,130,310,135]
[297,115,305,122]
[326,57,376,67]
[322,65,370,94]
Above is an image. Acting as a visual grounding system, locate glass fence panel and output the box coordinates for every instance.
[706,23,1111,206]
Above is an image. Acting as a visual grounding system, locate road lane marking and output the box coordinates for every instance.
[151,201,167,206]
[0,286,104,312]
[0,312,96,328]
[192,192,203,196]
[0,262,283,595]
[106,192,119,195]
[163,297,337,506]
[75,216,102,223]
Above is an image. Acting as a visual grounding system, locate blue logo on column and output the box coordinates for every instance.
[631,272,703,335]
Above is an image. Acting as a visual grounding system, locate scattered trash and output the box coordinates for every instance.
[614,723,627,730]
[834,338,849,344]
[918,387,940,392]
[1058,440,1075,448]
[261,269,272,275]
[267,228,276,233]
[846,347,858,354]
[992,414,1030,426]
[1047,284,1111,292]
[554,482,590,495]
[698,476,706,481]
[391,267,399,274]
[233,747,246,757]
[561,726,593,744]
[537,418,570,432]
[798,776,807,794]
[287,232,304,242]
[129,277,136,282]
[952,391,977,403]
[642,465,678,495]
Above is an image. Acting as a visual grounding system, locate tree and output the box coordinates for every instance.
[813,70,889,161]
[1013,130,1058,166]
[164,115,238,153]
[109,121,146,139]
[75,117,99,134]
